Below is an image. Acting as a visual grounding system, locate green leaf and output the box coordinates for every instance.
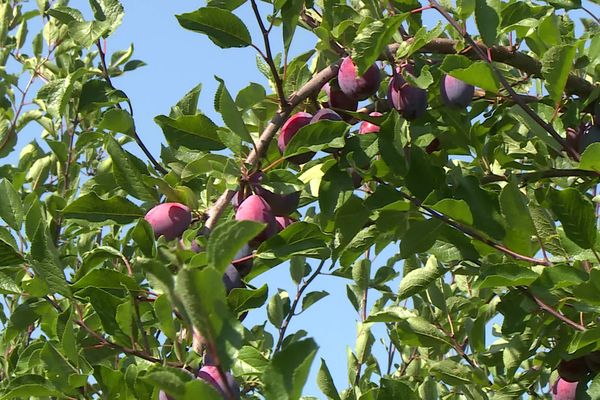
[476,263,539,288]
[400,219,444,258]
[155,295,177,340]
[214,77,253,144]
[131,218,156,257]
[499,182,536,256]
[352,15,406,75]
[207,220,266,273]
[428,198,473,225]
[405,147,445,199]
[263,339,318,400]
[475,0,500,46]
[281,0,304,54]
[267,291,287,328]
[579,143,600,172]
[548,188,597,249]
[440,55,500,92]
[317,359,341,400]
[67,20,110,47]
[30,227,71,297]
[0,178,23,230]
[227,284,269,315]
[398,255,444,300]
[0,271,21,294]
[72,269,141,292]
[105,136,156,201]
[301,290,329,312]
[62,192,144,224]
[429,360,473,385]
[97,108,133,134]
[155,114,225,151]
[333,195,370,258]
[143,366,195,398]
[176,7,252,48]
[174,83,202,115]
[284,120,349,158]
[541,44,576,103]
[396,21,443,59]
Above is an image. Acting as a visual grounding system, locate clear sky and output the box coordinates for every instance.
[6,0,600,397]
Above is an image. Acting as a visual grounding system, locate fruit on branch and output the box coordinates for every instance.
[275,215,295,231]
[426,138,441,154]
[324,81,358,121]
[358,111,383,134]
[337,57,381,101]
[557,357,590,382]
[223,264,243,293]
[144,203,192,240]
[278,112,315,165]
[235,195,277,244]
[197,366,240,399]
[250,172,300,217]
[387,67,428,120]
[311,108,343,122]
[440,74,474,108]
[579,124,600,153]
[552,378,578,400]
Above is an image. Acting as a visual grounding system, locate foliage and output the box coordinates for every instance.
[0,0,599,399]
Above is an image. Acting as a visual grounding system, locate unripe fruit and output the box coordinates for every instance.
[197,366,240,399]
[387,68,428,120]
[278,112,314,165]
[311,108,343,123]
[358,112,383,134]
[557,357,590,382]
[552,378,578,400]
[324,82,359,119]
[338,57,381,101]
[251,172,300,217]
[440,75,474,108]
[223,264,243,294]
[275,216,295,231]
[235,195,277,244]
[144,203,192,240]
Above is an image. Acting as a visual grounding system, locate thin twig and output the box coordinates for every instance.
[95,40,167,175]
[521,289,586,331]
[274,259,326,353]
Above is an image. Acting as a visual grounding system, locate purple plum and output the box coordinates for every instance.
[323,82,358,121]
[223,264,243,293]
[278,112,315,164]
[558,357,590,382]
[275,216,296,231]
[580,124,600,153]
[440,74,474,108]
[387,68,428,120]
[197,366,240,399]
[250,171,300,217]
[232,243,254,277]
[311,108,343,123]
[552,378,578,400]
[426,138,441,154]
[144,203,192,240]
[358,111,383,134]
[235,195,277,244]
[337,57,381,101]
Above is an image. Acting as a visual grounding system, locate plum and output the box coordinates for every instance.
[337,57,381,101]
[552,378,578,400]
[223,264,243,293]
[387,68,428,120]
[558,357,590,382]
[324,82,358,121]
[232,243,254,277]
[440,74,474,108]
[197,366,240,399]
[278,112,315,165]
[358,111,383,134]
[235,195,277,244]
[250,172,300,217]
[579,124,600,153]
[144,203,192,240]
[275,216,295,231]
[426,137,441,154]
[311,108,343,123]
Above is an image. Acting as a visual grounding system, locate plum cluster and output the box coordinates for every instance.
[552,352,600,399]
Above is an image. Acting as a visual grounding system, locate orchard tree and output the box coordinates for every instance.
[0,0,599,399]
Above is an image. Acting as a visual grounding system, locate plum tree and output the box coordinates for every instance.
[337,57,381,101]
[552,378,578,400]
[358,111,383,134]
[277,112,314,164]
[235,194,277,243]
[557,357,590,382]
[387,67,428,120]
[440,74,474,108]
[144,203,192,240]
[197,366,240,399]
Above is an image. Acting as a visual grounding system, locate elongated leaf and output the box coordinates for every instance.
[214,77,253,144]
[440,55,500,92]
[398,255,443,300]
[106,136,156,201]
[542,44,576,103]
[62,192,144,224]
[352,14,405,75]
[207,220,265,273]
[284,120,349,158]
[0,178,23,230]
[176,7,251,48]
[0,238,24,267]
[281,0,304,54]
[475,0,500,46]
[548,188,597,249]
[317,359,341,400]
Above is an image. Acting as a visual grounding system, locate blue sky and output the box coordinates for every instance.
[5,0,600,397]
